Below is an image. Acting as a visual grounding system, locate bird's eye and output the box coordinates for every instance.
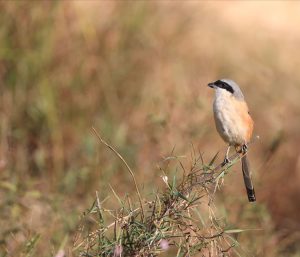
[213,80,234,94]
[215,80,222,86]
[221,82,234,94]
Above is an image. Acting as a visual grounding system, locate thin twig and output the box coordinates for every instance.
[92,127,145,221]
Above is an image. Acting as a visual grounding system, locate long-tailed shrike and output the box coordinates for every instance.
[208,79,256,202]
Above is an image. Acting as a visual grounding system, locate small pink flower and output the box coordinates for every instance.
[54,249,65,257]
[0,159,6,171]
[114,245,123,256]
[160,239,169,250]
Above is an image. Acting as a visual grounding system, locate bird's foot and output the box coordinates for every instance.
[242,144,248,154]
[221,157,230,167]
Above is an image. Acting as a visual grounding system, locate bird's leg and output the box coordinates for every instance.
[221,145,231,166]
[242,144,248,154]
[236,144,248,155]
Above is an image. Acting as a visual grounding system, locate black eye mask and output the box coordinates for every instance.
[214,80,234,94]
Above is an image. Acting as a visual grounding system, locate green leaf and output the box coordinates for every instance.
[172,175,177,190]
[23,234,40,257]
[176,191,190,202]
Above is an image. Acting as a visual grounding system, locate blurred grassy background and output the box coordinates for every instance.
[1,1,300,256]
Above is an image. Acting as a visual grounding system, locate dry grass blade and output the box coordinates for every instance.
[92,127,145,221]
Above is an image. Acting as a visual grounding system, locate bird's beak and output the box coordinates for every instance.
[208,82,215,88]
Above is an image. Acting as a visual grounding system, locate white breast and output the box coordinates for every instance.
[213,89,248,146]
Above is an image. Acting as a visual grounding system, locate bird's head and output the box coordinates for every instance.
[208,79,244,100]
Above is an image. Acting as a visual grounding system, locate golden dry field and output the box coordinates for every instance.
[1,2,300,256]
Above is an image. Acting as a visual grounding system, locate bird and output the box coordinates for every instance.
[208,79,256,202]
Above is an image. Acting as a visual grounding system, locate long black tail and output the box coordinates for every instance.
[241,155,256,202]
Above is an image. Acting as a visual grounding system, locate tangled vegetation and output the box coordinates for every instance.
[74,130,251,256]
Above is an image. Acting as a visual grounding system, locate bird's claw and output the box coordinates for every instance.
[221,157,230,167]
[242,144,248,154]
